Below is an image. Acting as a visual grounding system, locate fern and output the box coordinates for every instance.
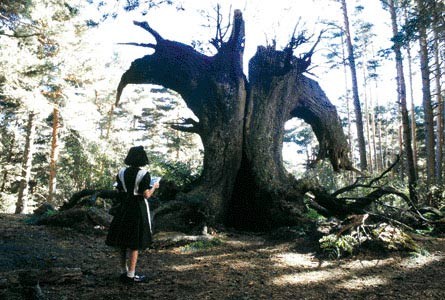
[319,234,358,259]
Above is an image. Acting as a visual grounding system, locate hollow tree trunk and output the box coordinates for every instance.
[116,13,246,225]
[227,46,352,229]
[116,11,351,230]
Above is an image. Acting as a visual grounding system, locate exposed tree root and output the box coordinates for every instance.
[307,156,444,233]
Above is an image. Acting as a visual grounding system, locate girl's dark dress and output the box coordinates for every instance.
[106,166,152,250]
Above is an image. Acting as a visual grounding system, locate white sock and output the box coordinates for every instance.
[127,270,135,278]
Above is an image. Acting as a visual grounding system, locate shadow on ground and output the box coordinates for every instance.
[1,214,444,300]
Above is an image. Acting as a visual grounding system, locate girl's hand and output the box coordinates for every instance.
[144,182,160,199]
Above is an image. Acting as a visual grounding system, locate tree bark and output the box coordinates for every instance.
[48,105,59,204]
[416,0,435,187]
[340,0,367,171]
[116,13,246,225]
[406,43,418,176]
[433,18,443,183]
[340,33,355,170]
[226,46,353,229]
[116,11,352,230]
[388,0,417,202]
[376,104,384,172]
[15,111,36,214]
[362,61,373,173]
[370,85,378,173]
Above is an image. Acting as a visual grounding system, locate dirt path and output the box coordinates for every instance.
[1,213,444,299]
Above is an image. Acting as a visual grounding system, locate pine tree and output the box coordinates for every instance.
[353,10,377,173]
[384,0,417,201]
[15,112,36,213]
[339,0,368,171]
[415,0,435,186]
[432,0,444,183]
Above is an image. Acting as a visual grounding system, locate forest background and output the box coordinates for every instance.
[0,0,444,218]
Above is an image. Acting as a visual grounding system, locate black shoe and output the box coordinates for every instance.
[120,273,148,284]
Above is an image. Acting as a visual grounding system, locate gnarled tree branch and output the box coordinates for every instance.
[117,42,156,48]
[133,20,164,42]
[291,76,353,171]
[166,118,201,133]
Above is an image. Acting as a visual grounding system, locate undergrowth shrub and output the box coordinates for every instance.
[24,209,58,224]
[319,223,422,259]
[180,238,224,252]
[319,234,358,259]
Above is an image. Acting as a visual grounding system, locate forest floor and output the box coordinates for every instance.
[1,213,445,300]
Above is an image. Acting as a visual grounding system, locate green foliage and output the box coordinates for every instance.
[301,161,351,193]
[61,133,118,190]
[414,226,434,235]
[418,184,445,208]
[319,234,358,259]
[409,248,430,258]
[24,209,58,224]
[0,193,15,213]
[180,238,224,253]
[0,0,33,20]
[319,222,423,260]
[304,205,326,221]
[33,131,121,206]
[149,154,202,188]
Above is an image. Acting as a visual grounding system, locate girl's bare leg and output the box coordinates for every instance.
[127,249,138,277]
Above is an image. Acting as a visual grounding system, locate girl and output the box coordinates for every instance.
[106,146,159,283]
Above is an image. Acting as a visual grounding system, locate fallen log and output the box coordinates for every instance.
[36,207,112,230]
[59,189,119,211]
[307,156,439,231]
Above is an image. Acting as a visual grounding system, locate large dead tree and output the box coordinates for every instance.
[116,11,353,230]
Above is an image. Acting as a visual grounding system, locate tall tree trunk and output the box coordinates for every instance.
[15,112,36,214]
[376,101,384,172]
[48,105,59,204]
[340,0,367,171]
[406,44,418,175]
[370,82,378,173]
[398,125,404,180]
[388,0,417,200]
[341,33,355,170]
[433,18,443,183]
[416,0,435,186]
[115,12,352,230]
[362,60,373,173]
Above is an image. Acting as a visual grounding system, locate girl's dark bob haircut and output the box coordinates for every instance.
[124,146,149,167]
